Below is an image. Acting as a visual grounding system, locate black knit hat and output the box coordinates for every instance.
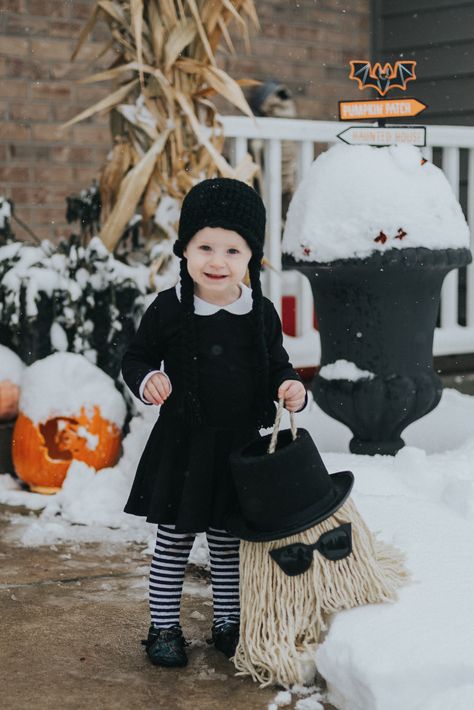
[174,178,266,258]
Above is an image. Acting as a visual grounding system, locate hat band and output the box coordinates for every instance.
[247,484,338,533]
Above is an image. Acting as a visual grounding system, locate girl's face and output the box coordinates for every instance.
[183,227,253,302]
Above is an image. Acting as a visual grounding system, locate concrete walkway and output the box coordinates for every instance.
[0,504,336,710]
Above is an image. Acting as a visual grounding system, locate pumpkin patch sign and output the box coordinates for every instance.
[12,353,126,493]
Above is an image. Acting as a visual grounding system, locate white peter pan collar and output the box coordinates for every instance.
[175,282,253,315]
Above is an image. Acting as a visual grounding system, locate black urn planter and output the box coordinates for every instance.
[284,247,472,455]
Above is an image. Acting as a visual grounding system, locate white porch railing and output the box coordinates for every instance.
[220,116,474,368]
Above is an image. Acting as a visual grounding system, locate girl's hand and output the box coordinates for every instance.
[143,372,171,405]
[278,380,306,412]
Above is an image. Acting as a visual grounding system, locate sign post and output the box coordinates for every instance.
[337,60,428,147]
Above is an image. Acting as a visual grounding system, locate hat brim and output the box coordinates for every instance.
[226,470,354,542]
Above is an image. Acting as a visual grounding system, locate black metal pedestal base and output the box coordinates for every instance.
[350,437,404,456]
[0,419,15,474]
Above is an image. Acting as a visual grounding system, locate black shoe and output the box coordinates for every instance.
[142,625,188,667]
[211,620,240,659]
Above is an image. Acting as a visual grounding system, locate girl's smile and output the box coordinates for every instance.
[183,227,253,305]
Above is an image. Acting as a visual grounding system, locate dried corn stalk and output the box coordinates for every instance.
[65,0,261,252]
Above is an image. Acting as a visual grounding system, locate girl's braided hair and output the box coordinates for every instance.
[173,178,272,428]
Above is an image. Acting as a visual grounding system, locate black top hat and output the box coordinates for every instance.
[227,428,354,542]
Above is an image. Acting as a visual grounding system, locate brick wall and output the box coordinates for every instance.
[0,0,114,241]
[222,0,371,120]
[0,0,371,242]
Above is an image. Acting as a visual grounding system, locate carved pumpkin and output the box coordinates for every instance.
[0,380,20,421]
[12,405,122,494]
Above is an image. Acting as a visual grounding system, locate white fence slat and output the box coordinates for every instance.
[441,270,459,328]
[234,136,247,166]
[228,136,247,168]
[298,273,315,337]
[440,147,460,327]
[264,139,282,316]
[443,147,460,199]
[467,148,474,327]
[297,141,314,183]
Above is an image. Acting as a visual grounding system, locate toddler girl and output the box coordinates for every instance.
[121,178,306,667]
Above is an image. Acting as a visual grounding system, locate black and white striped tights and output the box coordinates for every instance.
[149,524,240,630]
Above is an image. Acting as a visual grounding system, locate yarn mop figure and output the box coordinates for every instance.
[227,402,408,688]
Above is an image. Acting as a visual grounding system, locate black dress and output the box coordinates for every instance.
[121,287,304,533]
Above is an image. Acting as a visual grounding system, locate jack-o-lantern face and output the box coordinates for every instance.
[0,381,20,422]
[12,406,122,494]
[39,416,99,461]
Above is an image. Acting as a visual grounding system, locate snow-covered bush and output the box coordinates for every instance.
[0,235,149,380]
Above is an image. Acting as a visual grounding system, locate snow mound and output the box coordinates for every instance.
[283,143,470,262]
[319,359,374,381]
[0,345,25,384]
[49,461,131,528]
[19,352,126,427]
[315,493,474,710]
[417,685,474,710]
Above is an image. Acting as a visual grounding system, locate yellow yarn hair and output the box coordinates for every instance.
[233,498,408,688]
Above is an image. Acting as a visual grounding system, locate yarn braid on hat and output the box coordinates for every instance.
[173,178,272,429]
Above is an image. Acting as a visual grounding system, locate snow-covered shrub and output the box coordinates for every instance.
[0,235,149,380]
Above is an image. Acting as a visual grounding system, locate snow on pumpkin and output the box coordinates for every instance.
[12,352,126,494]
[0,345,25,421]
[282,143,470,263]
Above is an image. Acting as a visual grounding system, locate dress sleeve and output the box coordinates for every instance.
[264,299,307,409]
[121,295,166,402]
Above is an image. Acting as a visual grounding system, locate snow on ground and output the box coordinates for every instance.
[1,388,474,708]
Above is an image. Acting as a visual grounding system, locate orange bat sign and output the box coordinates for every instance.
[349,60,417,97]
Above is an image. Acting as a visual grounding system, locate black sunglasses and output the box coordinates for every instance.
[269,523,352,576]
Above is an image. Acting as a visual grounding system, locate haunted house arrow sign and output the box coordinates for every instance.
[337,125,426,147]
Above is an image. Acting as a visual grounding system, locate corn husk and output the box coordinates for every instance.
[100,130,171,250]
[99,136,133,221]
[67,0,261,251]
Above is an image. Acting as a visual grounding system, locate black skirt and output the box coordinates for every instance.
[124,411,259,533]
